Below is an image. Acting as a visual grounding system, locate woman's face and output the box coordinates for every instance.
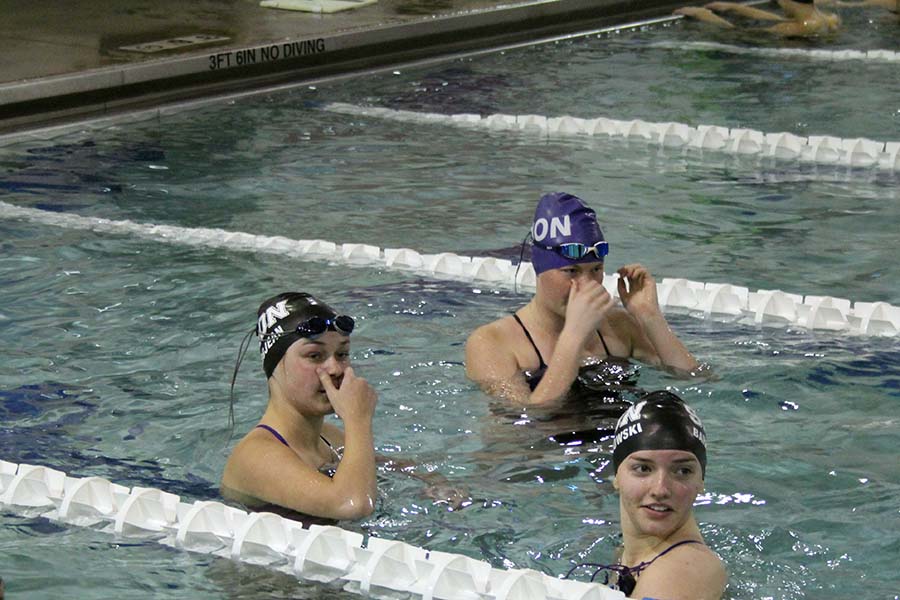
[536,261,605,315]
[271,331,351,414]
[614,449,704,539]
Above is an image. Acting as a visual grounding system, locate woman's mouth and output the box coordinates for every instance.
[642,503,673,515]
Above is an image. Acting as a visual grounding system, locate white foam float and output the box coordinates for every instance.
[321,103,900,171]
[649,40,900,65]
[0,200,897,337]
[0,461,625,600]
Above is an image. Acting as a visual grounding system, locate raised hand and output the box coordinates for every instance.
[617,264,662,318]
[564,278,616,342]
[319,366,377,424]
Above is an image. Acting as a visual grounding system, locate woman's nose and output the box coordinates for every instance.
[322,354,345,376]
[649,472,672,498]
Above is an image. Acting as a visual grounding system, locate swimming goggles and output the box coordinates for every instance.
[532,239,609,260]
[295,315,355,339]
[260,314,355,344]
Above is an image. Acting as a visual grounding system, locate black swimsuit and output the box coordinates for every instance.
[509,314,642,444]
[512,313,641,396]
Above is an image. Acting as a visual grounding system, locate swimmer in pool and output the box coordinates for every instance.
[568,390,727,599]
[222,292,466,523]
[465,192,702,408]
[222,292,378,522]
[675,0,841,37]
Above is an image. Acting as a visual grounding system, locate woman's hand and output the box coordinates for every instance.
[319,366,377,425]
[617,264,662,319]
[563,278,615,341]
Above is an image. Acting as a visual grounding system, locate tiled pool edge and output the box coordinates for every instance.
[0,0,686,134]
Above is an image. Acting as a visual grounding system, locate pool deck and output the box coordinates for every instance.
[0,0,686,134]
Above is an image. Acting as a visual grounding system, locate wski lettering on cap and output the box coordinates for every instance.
[612,391,708,478]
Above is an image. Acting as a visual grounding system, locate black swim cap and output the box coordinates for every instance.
[612,391,707,478]
[256,292,340,378]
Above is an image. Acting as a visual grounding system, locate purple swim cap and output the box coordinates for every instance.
[530,192,606,275]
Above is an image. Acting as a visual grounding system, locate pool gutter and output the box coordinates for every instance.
[0,0,686,134]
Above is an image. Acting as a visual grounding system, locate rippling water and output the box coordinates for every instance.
[2,13,899,599]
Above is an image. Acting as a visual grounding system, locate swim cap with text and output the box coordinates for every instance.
[611,390,707,477]
[256,292,340,378]
[530,192,606,275]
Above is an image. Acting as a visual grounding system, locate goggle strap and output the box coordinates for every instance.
[229,326,256,431]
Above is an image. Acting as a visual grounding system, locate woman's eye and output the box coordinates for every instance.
[305,353,322,361]
[336,352,350,360]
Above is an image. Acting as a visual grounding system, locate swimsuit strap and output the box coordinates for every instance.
[512,313,548,370]
[319,434,342,461]
[564,539,703,595]
[256,424,342,461]
[627,539,704,577]
[255,423,289,447]
[597,328,611,357]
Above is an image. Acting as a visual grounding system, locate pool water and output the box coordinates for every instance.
[2,11,899,600]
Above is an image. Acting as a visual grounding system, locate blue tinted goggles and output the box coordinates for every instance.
[533,240,609,260]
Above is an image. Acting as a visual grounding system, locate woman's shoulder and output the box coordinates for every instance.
[466,314,520,347]
[636,541,727,600]
[656,542,727,591]
[223,425,300,483]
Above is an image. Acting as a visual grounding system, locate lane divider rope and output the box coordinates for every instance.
[649,40,900,64]
[1,200,897,336]
[321,102,900,171]
[0,460,624,600]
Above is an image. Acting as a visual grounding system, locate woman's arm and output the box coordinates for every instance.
[465,322,540,403]
[465,321,575,406]
[318,367,378,516]
[379,455,470,508]
[705,1,788,20]
[674,5,737,26]
[616,264,701,373]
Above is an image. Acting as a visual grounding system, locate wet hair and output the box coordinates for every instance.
[611,390,707,478]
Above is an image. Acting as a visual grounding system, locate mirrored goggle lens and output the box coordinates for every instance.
[558,241,608,259]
